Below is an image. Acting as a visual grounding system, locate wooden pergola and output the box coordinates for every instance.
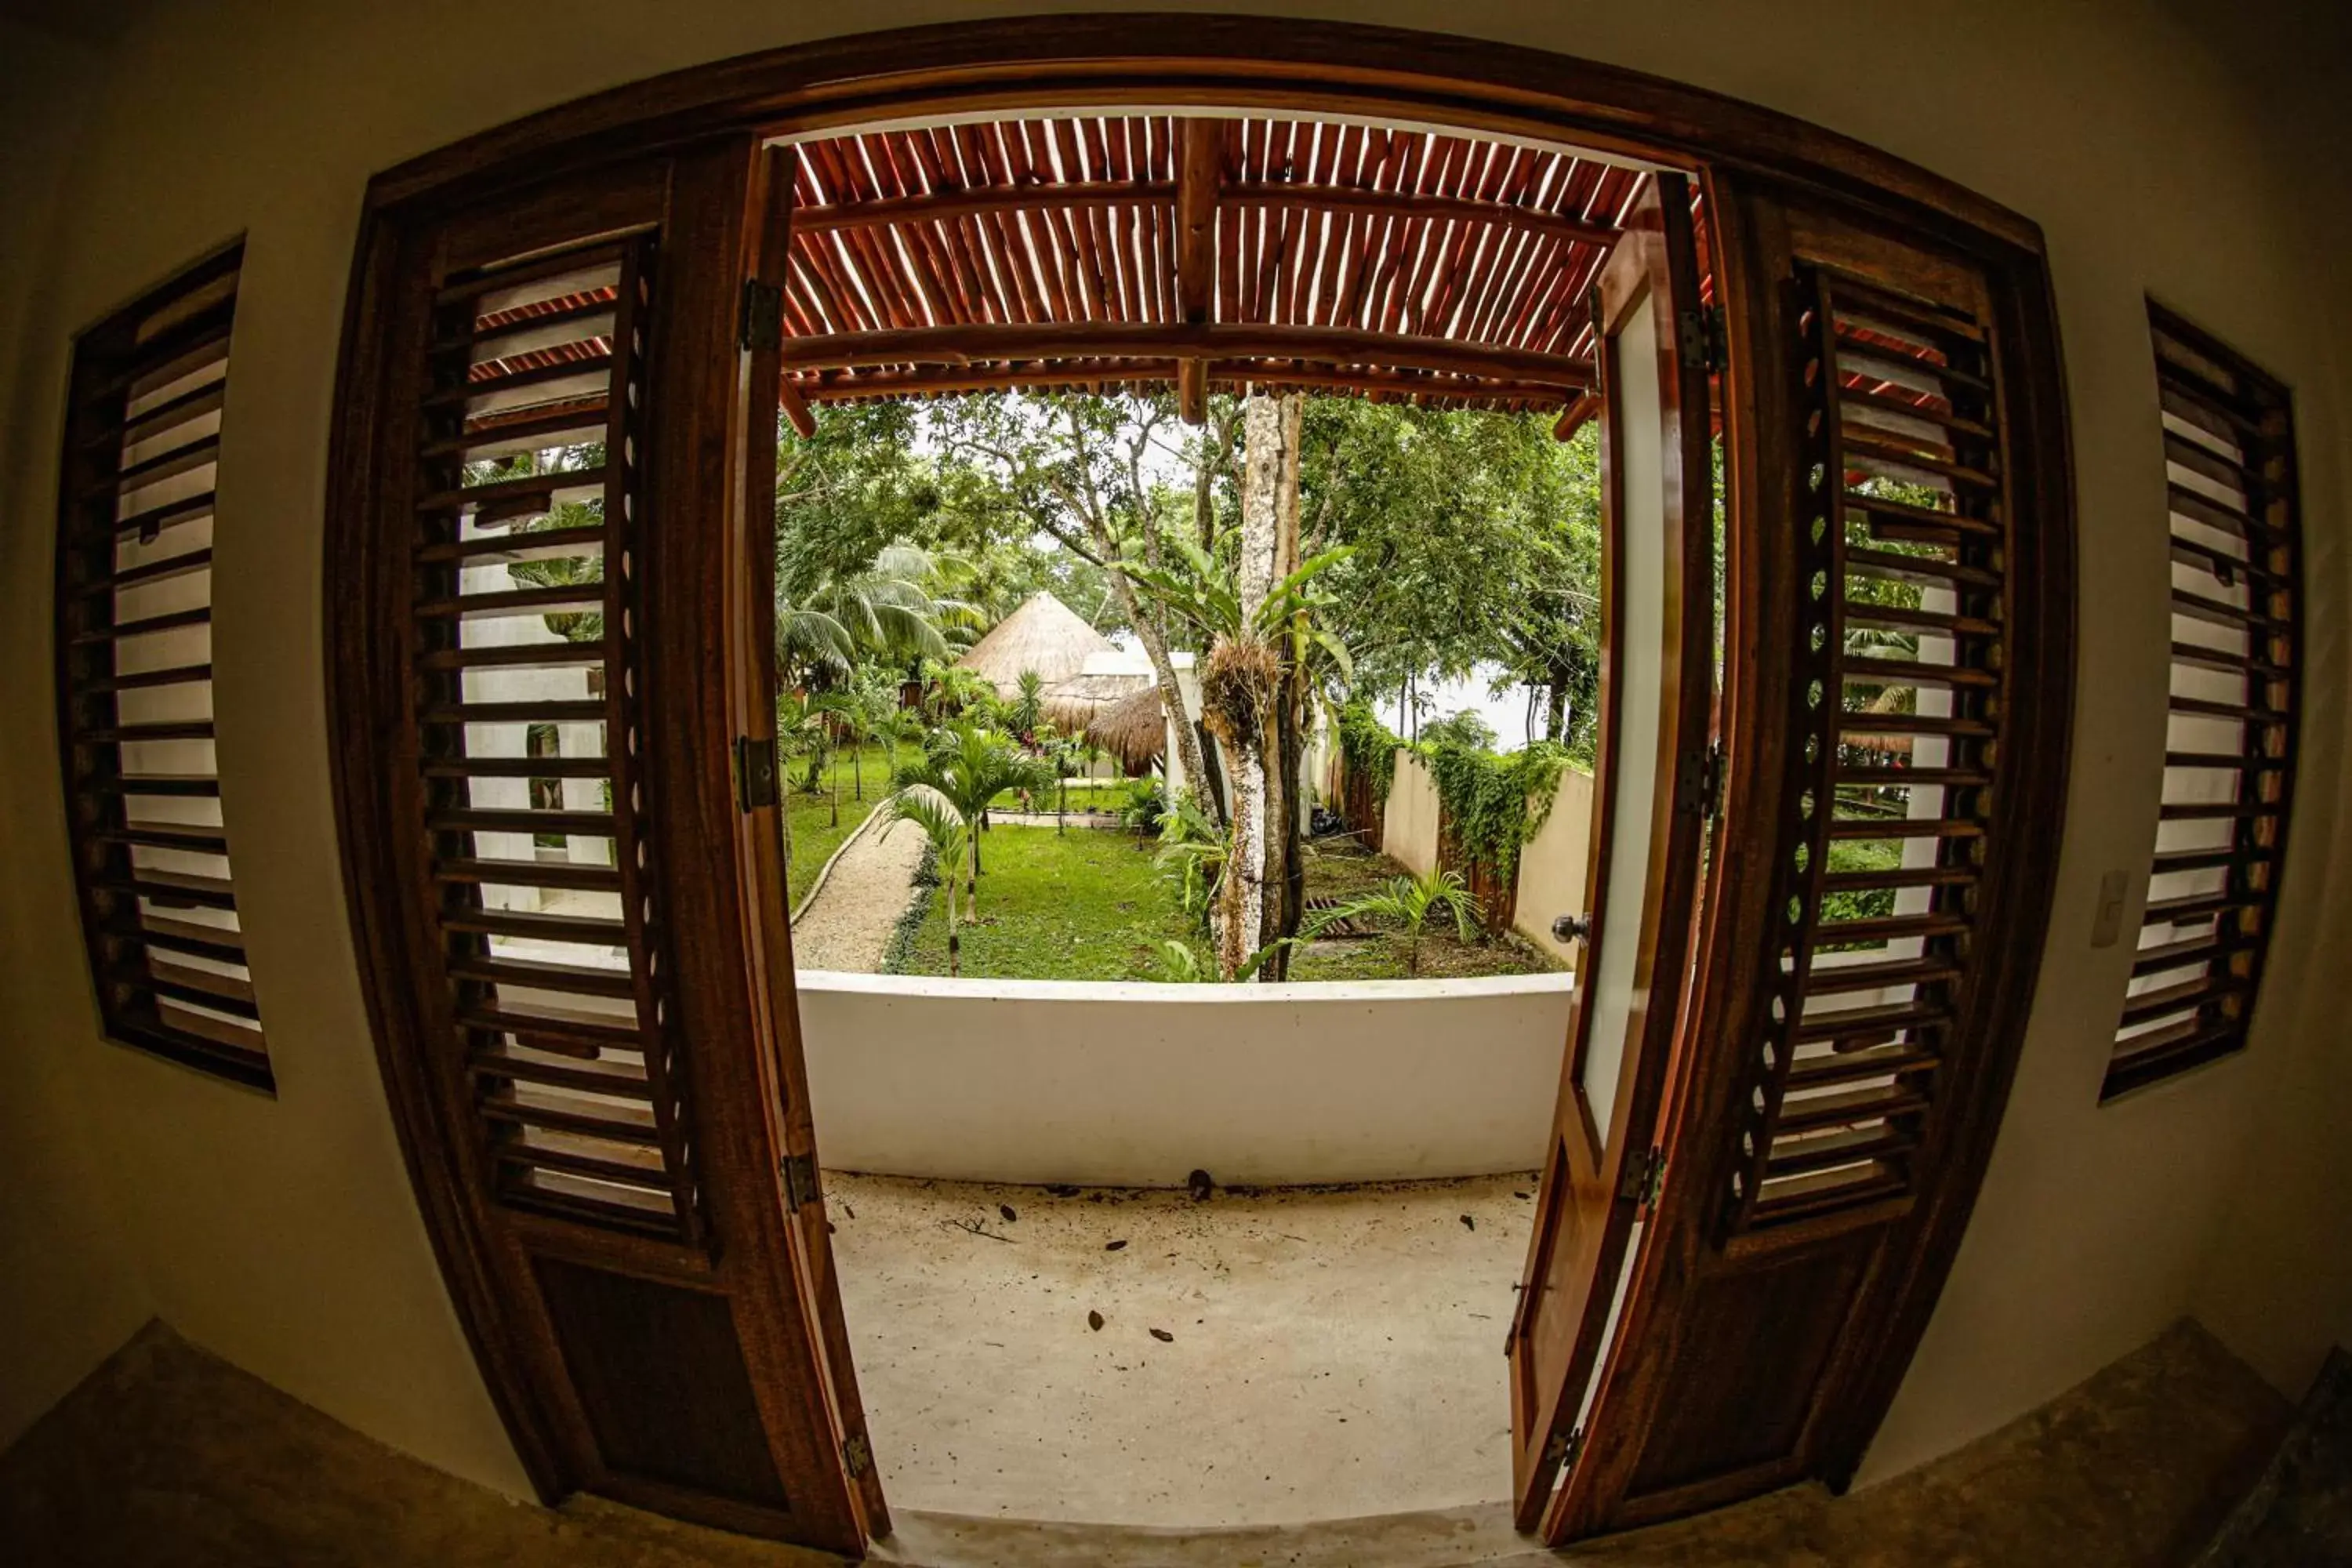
[775,113,1652,432]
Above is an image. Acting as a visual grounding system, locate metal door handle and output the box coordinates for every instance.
[1552,913,1592,944]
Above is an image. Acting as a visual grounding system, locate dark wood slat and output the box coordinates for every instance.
[93,822,229,854]
[2166,481,2277,541]
[416,641,608,672]
[1834,764,1991,788]
[2170,588,2282,633]
[2143,888,2263,924]
[416,466,608,516]
[1838,431,1998,492]
[1838,657,1997,691]
[1825,817,1984,841]
[445,953,634,999]
[1844,545,2000,590]
[435,858,622,892]
[2168,693,2286,721]
[1764,1123,1920,1179]
[442,907,630,946]
[1813,909,1969,943]
[136,914,248,964]
[428,806,613,837]
[456,1002,640,1049]
[413,583,606,620]
[74,720,216,743]
[1819,864,1976,894]
[1837,710,1995,739]
[96,772,220,797]
[1843,490,2001,539]
[2149,845,2259,877]
[2129,931,2247,978]
[108,434,220,497]
[1841,600,2001,638]
[492,1132,668,1186]
[417,699,607,725]
[1791,1001,1949,1045]
[73,605,210,644]
[2169,640,2286,679]
[415,524,604,564]
[433,293,616,355]
[94,486,216,543]
[82,662,211,692]
[1751,1163,1912,1225]
[1841,383,1993,438]
[1801,954,1962,996]
[467,1045,648,1096]
[2157,801,2270,822]
[1787,1043,1941,1091]
[422,755,612,779]
[94,867,238,909]
[478,1091,660,1145]
[420,353,615,411]
[91,379,227,454]
[1772,1082,1931,1135]
[78,546,212,593]
[85,298,234,404]
[2118,973,2244,1029]
[419,400,612,459]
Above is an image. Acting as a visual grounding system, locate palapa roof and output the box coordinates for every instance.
[777,111,1656,429]
[953,592,1115,698]
[1084,685,1170,771]
[1041,666,1152,731]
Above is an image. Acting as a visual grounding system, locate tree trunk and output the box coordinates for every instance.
[945,870,960,977]
[852,741,863,800]
[1098,559,1218,828]
[1212,390,1306,982]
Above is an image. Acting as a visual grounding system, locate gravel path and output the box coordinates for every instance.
[788,815,927,972]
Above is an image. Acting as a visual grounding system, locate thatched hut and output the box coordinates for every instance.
[953,591,1112,699]
[1086,685,1168,775]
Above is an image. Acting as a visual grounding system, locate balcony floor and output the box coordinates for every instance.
[824,1170,1537,1526]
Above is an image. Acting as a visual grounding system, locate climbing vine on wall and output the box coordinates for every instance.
[1335,702,1403,804]
[1418,717,1569,890]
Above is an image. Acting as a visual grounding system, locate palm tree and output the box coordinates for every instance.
[773,691,832,861]
[879,785,971,978]
[1008,668,1047,741]
[895,720,1055,909]
[776,543,982,687]
[1306,868,1482,978]
[804,691,857,826]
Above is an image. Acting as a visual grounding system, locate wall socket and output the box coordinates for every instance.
[2089,869,2130,949]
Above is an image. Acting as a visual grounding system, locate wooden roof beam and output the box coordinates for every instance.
[1174,117,1225,423]
[796,181,1177,232]
[790,361,1580,406]
[779,322,1595,391]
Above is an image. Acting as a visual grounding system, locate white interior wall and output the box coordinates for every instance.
[0,0,2343,1506]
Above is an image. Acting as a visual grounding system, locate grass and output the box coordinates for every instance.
[897,822,1194,979]
[890,819,1559,982]
[782,742,910,904]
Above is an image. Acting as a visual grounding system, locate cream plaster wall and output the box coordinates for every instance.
[0,0,2344,1510]
[1381,750,1443,877]
[1513,768,1595,965]
[797,972,1569,1187]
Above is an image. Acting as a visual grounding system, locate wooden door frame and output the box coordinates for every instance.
[321,11,2074,1534]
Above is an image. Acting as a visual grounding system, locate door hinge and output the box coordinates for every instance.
[1675,739,1725,819]
[780,1150,820,1210]
[1546,1426,1585,1474]
[1679,303,1725,376]
[842,1430,873,1480]
[739,278,783,353]
[735,735,779,812]
[1619,1145,1666,1211]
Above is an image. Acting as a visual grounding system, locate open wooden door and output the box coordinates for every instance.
[1507,169,1717,1534]
[328,134,877,1552]
[1537,170,2074,1540]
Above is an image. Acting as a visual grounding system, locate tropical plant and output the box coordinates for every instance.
[1306,868,1483,978]
[1152,789,1229,930]
[878,784,971,978]
[1145,936,1295,984]
[1118,775,1167,840]
[1007,668,1047,741]
[892,719,1056,909]
[1043,730,1089,833]
[772,691,834,858]
[775,543,981,686]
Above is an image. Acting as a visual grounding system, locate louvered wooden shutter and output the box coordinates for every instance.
[54,243,270,1091]
[412,235,702,1240]
[329,146,870,1552]
[1545,178,2074,1538]
[2103,307,2299,1099]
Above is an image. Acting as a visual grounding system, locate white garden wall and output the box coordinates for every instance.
[795,971,1572,1186]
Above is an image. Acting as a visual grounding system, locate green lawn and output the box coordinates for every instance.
[890,821,1557,982]
[898,823,1194,979]
[782,742,909,904]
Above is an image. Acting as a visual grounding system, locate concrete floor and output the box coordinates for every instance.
[823,1171,1536,1525]
[0,1313,2288,1566]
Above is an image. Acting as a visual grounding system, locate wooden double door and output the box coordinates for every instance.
[327,122,2071,1558]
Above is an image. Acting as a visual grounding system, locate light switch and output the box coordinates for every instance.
[2089,869,2130,948]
